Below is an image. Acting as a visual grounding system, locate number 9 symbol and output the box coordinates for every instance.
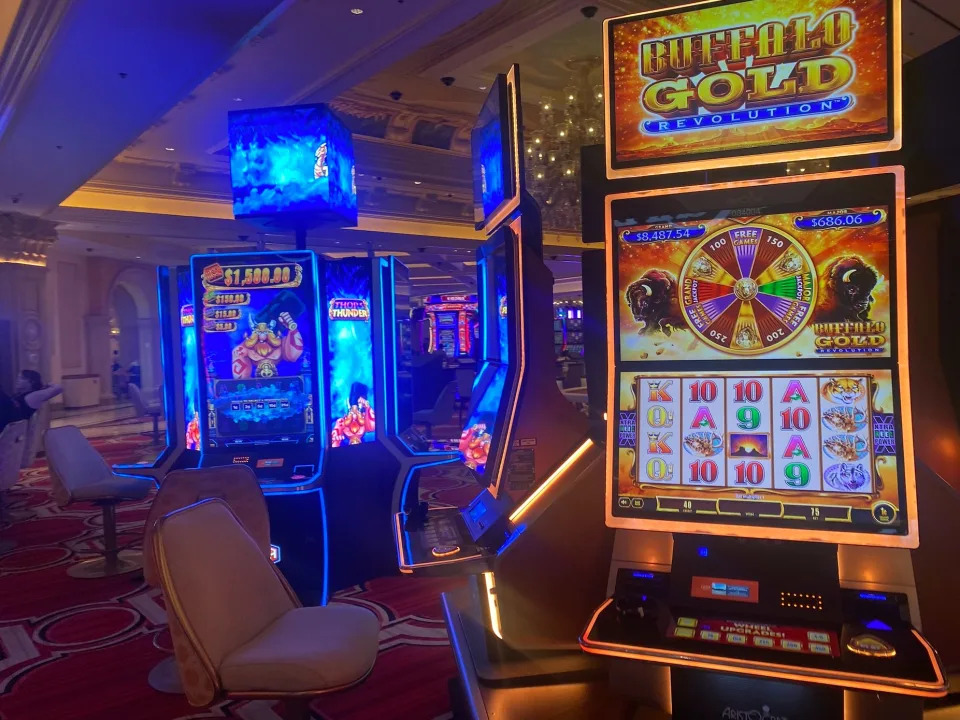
[784,462,810,488]
[736,406,761,430]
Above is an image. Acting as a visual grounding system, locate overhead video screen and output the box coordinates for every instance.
[471,66,523,231]
[616,205,892,362]
[192,251,320,450]
[605,0,898,176]
[228,104,357,223]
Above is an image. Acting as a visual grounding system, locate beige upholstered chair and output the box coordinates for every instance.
[44,425,152,577]
[154,499,379,719]
[20,403,50,468]
[143,465,270,693]
[0,420,28,554]
[128,383,162,444]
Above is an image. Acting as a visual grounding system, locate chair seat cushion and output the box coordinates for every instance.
[72,474,152,502]
[219,604,379,693]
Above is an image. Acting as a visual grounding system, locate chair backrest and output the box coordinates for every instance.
[562,362,585,389]
[154,499,298,705]
[21,402,51,468]
[43,425,112,507]
[455,369,476,399]
[128,383,146,415]
[0,420,28,492]
[434,380,458,417]
[143,465,270,588]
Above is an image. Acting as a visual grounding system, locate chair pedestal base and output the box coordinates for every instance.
[282,699,311,720]
[68,549,143,578]
[148,655,183,694]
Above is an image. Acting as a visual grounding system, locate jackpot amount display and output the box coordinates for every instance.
[617,206,891,361]
[198,256,316,445]
[615,371,903,530]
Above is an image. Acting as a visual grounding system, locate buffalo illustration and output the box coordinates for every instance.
[625,269,685,336]
[816,256,879,323]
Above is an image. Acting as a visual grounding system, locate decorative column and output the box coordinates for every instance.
[0,213,57,391]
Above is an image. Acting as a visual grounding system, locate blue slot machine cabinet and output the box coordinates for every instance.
[191,250,328,605]
[396,66,612,686]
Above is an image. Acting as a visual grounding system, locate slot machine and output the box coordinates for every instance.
[191,250,328,605]
[398,66,613,685]
[577,2,948,717]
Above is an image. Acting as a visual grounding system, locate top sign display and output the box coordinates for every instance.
[604,0,901,178]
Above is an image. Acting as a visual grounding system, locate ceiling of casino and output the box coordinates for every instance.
[0,0,958,296]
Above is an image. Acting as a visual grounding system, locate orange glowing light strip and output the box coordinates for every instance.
[509,439,594,523]
[604,166,918,549]
[602,0,903,180]
[483,571,503,640]
[392,512,483,573]
[579,599,947,697]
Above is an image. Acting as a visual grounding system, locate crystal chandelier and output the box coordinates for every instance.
[525,58,605,232]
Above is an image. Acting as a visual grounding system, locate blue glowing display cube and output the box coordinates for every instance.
[228,103,357,227]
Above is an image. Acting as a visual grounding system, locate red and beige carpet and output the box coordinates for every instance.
[0,435,466,720]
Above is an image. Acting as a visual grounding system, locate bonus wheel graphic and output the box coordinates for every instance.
[678,223,817,355]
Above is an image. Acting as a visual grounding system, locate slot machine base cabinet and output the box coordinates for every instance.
[577,532,947,720]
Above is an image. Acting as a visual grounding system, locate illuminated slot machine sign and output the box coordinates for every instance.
[193,252,319,451]
[608,167,916,546]
[325,258,376,448]
[424,294,479,357]
[176,268,200,452]
[604,0,901,177]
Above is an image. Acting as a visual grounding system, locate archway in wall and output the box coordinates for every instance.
[110,284,139,394]
[108,267,161,395]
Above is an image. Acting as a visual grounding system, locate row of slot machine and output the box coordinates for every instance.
[117,78,596,615]
[418,2,951,720]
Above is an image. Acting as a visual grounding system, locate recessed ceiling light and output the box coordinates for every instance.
[233,97,243,102]
[135,256,141,259]
[479,85,487,90]
[164,146,175,151]
[350,7,363,14]
[413,180,422,185]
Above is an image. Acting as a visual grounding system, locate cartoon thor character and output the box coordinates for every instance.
[232,311,303,379]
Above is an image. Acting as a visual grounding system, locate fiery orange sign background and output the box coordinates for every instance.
[609,0,891,166]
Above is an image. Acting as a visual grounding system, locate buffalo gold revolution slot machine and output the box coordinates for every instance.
[579,1,948,718]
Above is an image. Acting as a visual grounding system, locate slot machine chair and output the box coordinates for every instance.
[128,383,163,445]
[44,425,152,578]
[0,420,28,554]
[153,499,379,720]
[142,464,270,693]
[412,381,458,437]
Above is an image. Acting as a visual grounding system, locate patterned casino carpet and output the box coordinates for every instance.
[0,435,468,720]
